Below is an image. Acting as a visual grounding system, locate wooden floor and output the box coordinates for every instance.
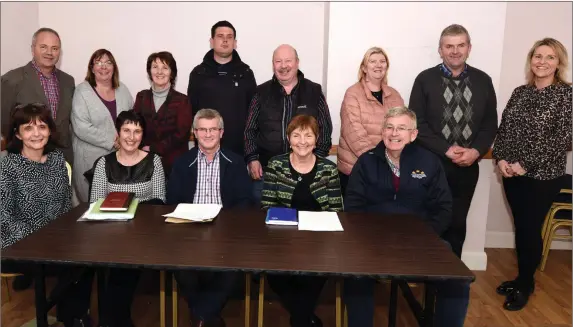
[2,248,571,327]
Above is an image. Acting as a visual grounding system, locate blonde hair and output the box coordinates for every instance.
[525,38,571,86]
[358,47,390,84]
[384,106,417,129]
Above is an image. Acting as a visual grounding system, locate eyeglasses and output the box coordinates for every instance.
[94,61,113,68]
[195,127,222,134]
[384,125,414,133]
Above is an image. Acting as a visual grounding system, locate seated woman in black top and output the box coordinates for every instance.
[262,114,343,327]
[90,110,166,204]
[70,110,166,327]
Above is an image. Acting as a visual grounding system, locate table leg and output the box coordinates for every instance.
[257,273,265,327]
[388,280,398,327]
[423,283,435,327]
[335,279,342,327]
[160,270,166,327]
[245,273,251,327]
[172,273,178,327]
[34,264,48,327]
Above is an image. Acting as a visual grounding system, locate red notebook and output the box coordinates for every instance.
[100,192,135,211]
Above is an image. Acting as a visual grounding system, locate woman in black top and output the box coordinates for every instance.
[262,115,343,327]
[493,38,572,311]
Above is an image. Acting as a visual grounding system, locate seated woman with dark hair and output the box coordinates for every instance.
[90,109,166,205]
[262,114,343,327]
[0,103,89,326]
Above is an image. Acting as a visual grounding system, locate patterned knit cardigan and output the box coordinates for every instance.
[261,153,343,212]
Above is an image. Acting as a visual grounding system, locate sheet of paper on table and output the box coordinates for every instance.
[162,203,222,222]
[297,211,344,231]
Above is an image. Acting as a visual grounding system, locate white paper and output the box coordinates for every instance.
[297,211,344,231]
[162,203,222,221]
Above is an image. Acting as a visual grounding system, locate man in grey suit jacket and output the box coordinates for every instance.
[1,27,75,164]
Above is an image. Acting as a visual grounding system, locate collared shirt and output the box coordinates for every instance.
[385,149,400,177]
[193,148,222,205]
[439,62,468,79]
[31,60,60,119]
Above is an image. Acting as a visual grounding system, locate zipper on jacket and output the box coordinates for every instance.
[281,100,287,152]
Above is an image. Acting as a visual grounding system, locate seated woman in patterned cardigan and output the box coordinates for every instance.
[261,114,343,327]
[75,109,166,327]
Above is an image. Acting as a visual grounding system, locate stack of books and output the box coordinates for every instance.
[79,192,139,221]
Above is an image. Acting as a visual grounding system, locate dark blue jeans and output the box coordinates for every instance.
[175,270,240,321]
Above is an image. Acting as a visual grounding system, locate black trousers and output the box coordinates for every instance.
[56,267,141,327]
[503,175,561,289]
[339,171,350,198]
[267,274,326,326]
[440,160,480,257]
[174,270,240,322]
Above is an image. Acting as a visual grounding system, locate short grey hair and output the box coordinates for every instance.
[31,27,61,46]
[192,108,224,129]
[439,24,471,48]
[384,106,417,129]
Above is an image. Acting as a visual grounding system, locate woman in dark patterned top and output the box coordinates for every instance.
[0,104,88,326]
[492,38,572,311]
[133,51,193,177]
[75,110,165,327]
[262,114,343,327]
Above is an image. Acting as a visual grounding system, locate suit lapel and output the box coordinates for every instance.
[24,62,49,105]
[55,70,67,125]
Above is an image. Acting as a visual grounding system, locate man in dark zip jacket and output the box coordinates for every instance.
[343,106,470,327]
[187,20,257,156]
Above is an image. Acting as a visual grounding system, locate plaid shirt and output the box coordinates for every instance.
[31,60,60,119]
[385,149,400,177]
[193,148,222,205]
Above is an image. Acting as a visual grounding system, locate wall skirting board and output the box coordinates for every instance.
[486,231,572,250]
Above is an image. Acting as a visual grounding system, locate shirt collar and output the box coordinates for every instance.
[439,62,468,79]
[198,147,221,161]
[31,60,57,78]
[384,149,400,177]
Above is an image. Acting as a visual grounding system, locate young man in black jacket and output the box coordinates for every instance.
[187,20,257,156]
[409,24,498,258]
[344,107,470,327]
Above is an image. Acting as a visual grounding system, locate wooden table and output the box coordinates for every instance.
[2,204,474,327]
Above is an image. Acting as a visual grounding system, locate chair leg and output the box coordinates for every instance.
[336,279,342,327]
[245,273,252,327]
[540,223,561,271]
[160,271,166,327]
[257,273,265,327]
[3,277,11,302]
[172,274,178,327]
[541,208,553,238]
[343,305,348,327]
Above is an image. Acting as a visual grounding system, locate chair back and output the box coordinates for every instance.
[66,161,72,185]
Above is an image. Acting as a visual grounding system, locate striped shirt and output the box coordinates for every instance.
[193,148,222,205]
[244,80,333,163]
[31,60,60,119]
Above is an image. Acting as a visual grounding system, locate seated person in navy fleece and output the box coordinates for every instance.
[167,108,253,327]
[343,106,470,327]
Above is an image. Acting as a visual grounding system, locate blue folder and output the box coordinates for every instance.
[265,207,298,226]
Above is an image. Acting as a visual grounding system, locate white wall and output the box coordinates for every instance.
[37,2,326,96]
[485,2,573,250]
[0,2,38,75]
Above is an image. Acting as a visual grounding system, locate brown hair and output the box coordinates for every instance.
[525,38,571,86]
[146,51,178,88]
[358,47,390,84]
[287,114,319,138]
[7,103,59,154]
[85,49,120,89]
[439,24,471,47]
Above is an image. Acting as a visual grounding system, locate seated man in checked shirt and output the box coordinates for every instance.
[167,108,253,327]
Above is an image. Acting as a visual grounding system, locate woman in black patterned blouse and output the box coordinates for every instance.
[492,38,572,311]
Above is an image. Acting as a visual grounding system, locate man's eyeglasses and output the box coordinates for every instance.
[195,127,222,134]
[384,125,414,133]
[94,61,113,68]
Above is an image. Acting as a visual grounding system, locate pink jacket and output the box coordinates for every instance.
[337,79,404,175]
